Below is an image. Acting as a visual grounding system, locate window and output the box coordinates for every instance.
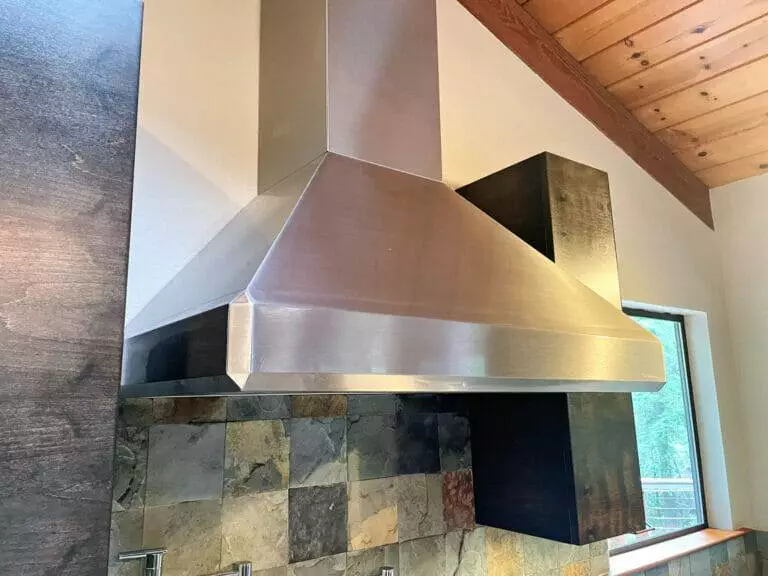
[609,310,706,554]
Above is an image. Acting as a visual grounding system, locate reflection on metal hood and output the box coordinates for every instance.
[122,0,664,396]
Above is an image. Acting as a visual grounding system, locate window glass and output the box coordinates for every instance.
[609,312,705,553]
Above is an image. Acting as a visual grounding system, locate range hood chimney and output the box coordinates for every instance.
[122,0,664,396]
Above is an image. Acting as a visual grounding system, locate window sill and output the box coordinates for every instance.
[609,528,750,576]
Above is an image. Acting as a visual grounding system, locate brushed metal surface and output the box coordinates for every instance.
[126,158,321,337]
[327,0,442,179]
[124,0,666,396]
[257,0,440,189]
[235,153,664,390]
[258,0,327,192]
[248,155,651,333]
[237,374,662,394]
[227,292,252,388]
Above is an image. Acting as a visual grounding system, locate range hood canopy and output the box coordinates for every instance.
[122,0,665,396]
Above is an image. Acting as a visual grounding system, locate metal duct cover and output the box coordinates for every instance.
[121,0,665,396]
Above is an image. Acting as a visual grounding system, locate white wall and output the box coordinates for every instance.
[436,0,751,530]
[712,173,768,529]
[125,0,260,327]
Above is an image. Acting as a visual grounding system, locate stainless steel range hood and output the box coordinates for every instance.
[122,0,665,396]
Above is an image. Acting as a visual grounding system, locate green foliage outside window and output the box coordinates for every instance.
[631,315,691,480]
[630,313,704,532]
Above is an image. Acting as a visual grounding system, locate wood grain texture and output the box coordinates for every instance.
[556,0,698,62]
[696,149,768,186]
[461,154,644,544]
[568,393,645,543]
[656,91,768,151]
[610,14,768,109]
[523,0,606,33]
[582,0,768,85]
[677,122,768,170]
[458,0,713,227]
[611,528,750,576]
[0,0,141,574]
[469,393,581,543]
[634,55,768,131]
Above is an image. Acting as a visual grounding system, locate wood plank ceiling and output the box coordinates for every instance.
[518,0,768,188]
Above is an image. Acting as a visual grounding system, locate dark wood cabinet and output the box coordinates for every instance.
[458,152,645,544]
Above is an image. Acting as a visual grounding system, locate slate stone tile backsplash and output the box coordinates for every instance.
[289,483,348,563]
[347,478,398,551]
[224,420,290,496]
[395,412,440,475]
[347,414,398,481]
[111,393,761,576]
[113,398,152,512]
[290,418,347,488]
[146,424,225,506]
[227,395,291,421]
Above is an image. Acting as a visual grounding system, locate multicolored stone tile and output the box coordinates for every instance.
[397,473,445,541]
[289,483,348,563]
[523,534,558,576]
[589,540,610,576]
[728,537,745,561]
[347,394,398,416]
[447,528,487,576]
[756,531,768,555]
[108,509,144,576]
[399,535,445,576]
[348,414,397,481]
[438,413,472,472]
[588,539,609,576]
[711,542,729,566]
[743,532,757,554]
[143,500,222,576]
[557,541,589,568]
[292,395,347,418]
[348,478,398,551]
[485,527,523,576]
[113,398,152,511]
[287,554,346,576]
[669,555,691,576]
[745,552,758,576]
[224,420,290,497]
[146,424,224,506]
[221,491,289,571]
[690,549,711,576]
[443,469,475,532]
[396,394,443,414]
[290,418,347,488]
[347,544,399,576]
[588,540,608,559]
[253,569,288,576]
[728,538,746,576]
[395,413,439,475]
[152,397,225,424]
[118,397,155,429]
[563,560,591,576]
[714,565,732,576]
[227,396,291,421]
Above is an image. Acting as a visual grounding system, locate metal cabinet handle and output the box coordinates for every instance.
[118,548,167,576]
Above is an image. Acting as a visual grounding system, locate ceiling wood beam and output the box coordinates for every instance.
[457,0,714,228]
